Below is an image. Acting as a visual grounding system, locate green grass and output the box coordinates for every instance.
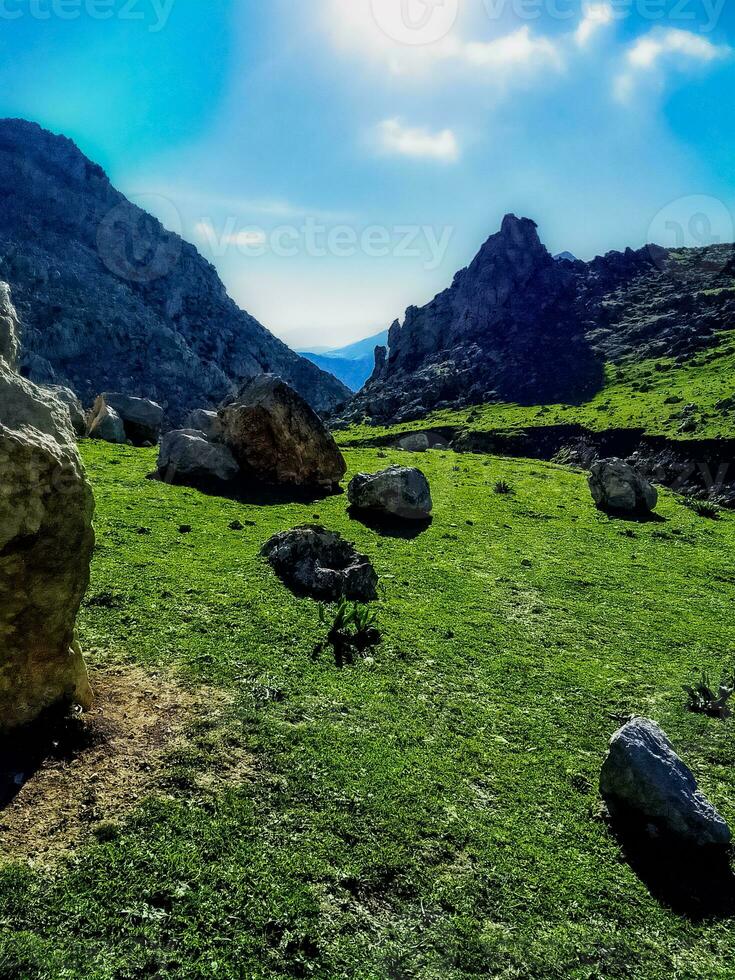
[339,338,735,446]
[3,442,735,977]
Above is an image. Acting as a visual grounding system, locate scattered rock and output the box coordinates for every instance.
[600,718,731,848]
[90,393,163,446]
[229,520,244,532]
[589,458,658,514]
[88,402,126,444]
[348,465,433,521]
[44,385,87,438]
[398,433,430,453]
[261,526,378,601]
[157,429,239,486]
[186,409,223,442]
[219,375,346,489]
[0,284,94,730]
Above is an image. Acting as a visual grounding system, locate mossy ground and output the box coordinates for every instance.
[340,336,735,446]
[2,442,735,977]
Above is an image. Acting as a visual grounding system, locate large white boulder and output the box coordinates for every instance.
[0,283,95,730]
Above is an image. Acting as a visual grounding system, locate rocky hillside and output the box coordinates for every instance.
[341,214,735,425]
[0,119,351,423]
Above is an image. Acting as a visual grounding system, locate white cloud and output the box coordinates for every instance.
[195,220,267,254]
[374,119,460,162]
[465,26,563,71]
[575,2,614,47]
[615,28,730,102]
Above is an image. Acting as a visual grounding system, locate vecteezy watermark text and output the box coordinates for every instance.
[196,217,455,271]
[0,0,175,31]
[370,0,726,42]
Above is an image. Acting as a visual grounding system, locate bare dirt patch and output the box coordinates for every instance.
[0,665,250,864]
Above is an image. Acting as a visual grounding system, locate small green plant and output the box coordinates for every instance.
[494,480,513,495]
[684,497,721,519]
[316,599,381,667]
[683,670,735,718]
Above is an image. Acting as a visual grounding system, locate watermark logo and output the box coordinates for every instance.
[648,194,734,273]
[97,194,182,284]
[0,0,176,32]
[196,216,454,271]
[370,0,459,45]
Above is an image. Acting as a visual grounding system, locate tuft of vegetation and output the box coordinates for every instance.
[683,497,721,519]
[494,480,513,495]
[316,598,381,667]
[683,670,735,718]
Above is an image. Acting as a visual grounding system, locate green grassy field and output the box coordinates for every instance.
[339,337,735,447]
[2,442,735,978]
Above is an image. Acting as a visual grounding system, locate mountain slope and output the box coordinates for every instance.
[301,330,389,391]
[0,119,351,422]
[341,214,735,425]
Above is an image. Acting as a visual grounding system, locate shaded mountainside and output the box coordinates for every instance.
[0,119,351,424]
[340,214,735,426]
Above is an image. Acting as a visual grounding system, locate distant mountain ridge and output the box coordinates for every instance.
[338,214,735,426]
[300,330,389,391]
[0,119,351,423]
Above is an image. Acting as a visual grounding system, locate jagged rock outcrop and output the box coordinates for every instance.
[340,215,735,426]
[0,281,20,369]
[0,282,94,729]
[219,375,347,489]
[0,118,350,425]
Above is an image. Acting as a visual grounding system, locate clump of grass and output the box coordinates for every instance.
[683,670,735,718]
[316,599,381,667]
[494,480,513,495]
[552,447,575,466]
[684,497,721,519]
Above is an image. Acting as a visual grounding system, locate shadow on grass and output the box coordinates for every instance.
[609,819,735,920]
[597,508,667,525]
[148,471,343,507]
[0,706,99,811]
[347,507,433,540]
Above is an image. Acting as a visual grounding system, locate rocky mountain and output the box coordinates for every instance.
[0,119,351,424]
[340,215,735,426]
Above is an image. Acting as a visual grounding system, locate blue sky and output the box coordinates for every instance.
[0,0,734,348]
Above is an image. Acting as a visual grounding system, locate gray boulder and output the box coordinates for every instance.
[589,458,658,514]
[91,393,163,446]
[88,402,126,444]
[186,409,223,442]
[157,429,239,485]
[348,465,433,520]
[262,526,378,601]
[600,718,731,848]
[45,385,86,439]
